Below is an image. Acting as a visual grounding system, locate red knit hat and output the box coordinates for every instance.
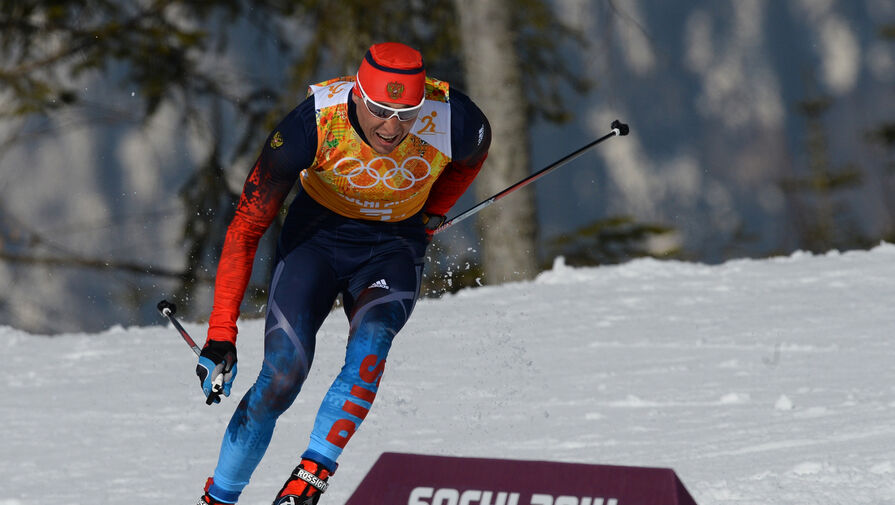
[355,42,426,106]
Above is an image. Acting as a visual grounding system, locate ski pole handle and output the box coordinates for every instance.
[157,299,222,405]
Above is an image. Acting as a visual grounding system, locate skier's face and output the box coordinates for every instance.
[352,91,417,154]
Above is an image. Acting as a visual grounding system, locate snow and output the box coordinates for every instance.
[3,244,895,504]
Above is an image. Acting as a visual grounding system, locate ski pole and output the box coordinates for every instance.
[434,119,630,234]
[157,299,222,405]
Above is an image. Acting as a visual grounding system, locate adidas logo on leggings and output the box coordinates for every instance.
[369,278,389,290]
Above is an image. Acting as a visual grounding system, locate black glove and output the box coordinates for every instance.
[196,340,237,404]
[421,213,446,241]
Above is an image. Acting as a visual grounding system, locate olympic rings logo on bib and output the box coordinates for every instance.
[333,156,432,191]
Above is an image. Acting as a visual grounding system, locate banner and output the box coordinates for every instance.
[346,452,698,505]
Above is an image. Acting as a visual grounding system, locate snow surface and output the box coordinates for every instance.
[3,245,895,504]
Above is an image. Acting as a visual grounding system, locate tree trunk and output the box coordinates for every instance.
[453,0,539,283]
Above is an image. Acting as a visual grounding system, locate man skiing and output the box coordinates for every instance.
[195,42,491,505]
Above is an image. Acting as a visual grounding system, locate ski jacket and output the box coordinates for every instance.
[206,78,491,343]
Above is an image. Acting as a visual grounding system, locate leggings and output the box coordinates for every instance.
[208,192,427,502]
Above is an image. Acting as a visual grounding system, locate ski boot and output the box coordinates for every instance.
[197,477,236,505]
[272,458,332,505]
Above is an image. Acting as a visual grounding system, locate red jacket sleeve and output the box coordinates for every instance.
[206,157,295,344]
[206,100,316,344]
[423,88,491,217]
[423,155,488,217]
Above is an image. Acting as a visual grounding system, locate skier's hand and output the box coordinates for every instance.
[421,213,445,241]
[196,340,237,404]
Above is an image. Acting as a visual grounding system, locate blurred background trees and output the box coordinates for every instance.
[0,0,581,330]
[1,1,893,333]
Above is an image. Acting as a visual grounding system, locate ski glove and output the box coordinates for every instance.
[421,213,446,241]
[196,340,237,404]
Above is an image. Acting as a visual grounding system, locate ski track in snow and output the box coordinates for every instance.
[2,244,895,504]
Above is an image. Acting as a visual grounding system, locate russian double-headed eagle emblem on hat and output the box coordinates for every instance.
[386,82,405,100]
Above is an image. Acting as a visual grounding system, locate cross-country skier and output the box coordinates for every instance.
[195,42,491,505]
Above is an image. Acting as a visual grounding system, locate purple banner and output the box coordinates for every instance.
[346,452,698,505]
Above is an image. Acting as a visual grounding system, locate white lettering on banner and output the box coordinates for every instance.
[407,488,520,505]
[459,491,482,505]
[409,487,434,505]
[478,491,518,505]
[433,488,460,505]
[531,495,619,505]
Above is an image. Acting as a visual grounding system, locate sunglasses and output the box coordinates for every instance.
[355,75,425,122]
